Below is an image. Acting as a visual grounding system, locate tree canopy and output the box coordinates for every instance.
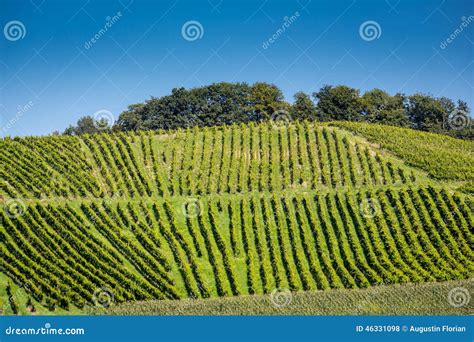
[63,116,112,135]
[64,82,472,140]
[114,82,288,131]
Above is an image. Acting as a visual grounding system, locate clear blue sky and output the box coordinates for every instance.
[1,0,473,137]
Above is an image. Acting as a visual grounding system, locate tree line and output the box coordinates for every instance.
[64,82,472,140]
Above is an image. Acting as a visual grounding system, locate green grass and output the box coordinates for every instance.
[1,121,472,315]
[101,278,474,316]
[0,273,82,315]
[1,122,431,199]
[332,122,474,181]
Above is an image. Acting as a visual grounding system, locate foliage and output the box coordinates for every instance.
[6,282,19,314]
[313,85,362,121]
[359,89,409,127]
[406,94,454,133]
[1,121,473,313]
[103,278,474,316]
[114,82,288,131]
[1,186,472,311]
[334,121,474,181]
[64,83,472,140]
[64,116,111,136]
[2,122,421,199]
[290,92,318,120]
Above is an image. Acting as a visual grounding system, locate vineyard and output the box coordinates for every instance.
[105,278,474,315]
[0,121,472,314]
[0,123,421,199]
[332,122,474,182]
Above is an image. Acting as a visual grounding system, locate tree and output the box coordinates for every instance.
[115,103,146,131]
[63,126,75,135]
[74,116,97,134]
[64,82,471,140]
[115,82,290,131]
[313,85,362,121]
[290,92,317,120]
[444,100,473,139]
[406,94,455,133]
[360,89,409,127]
[64,115,111,135]
[198,82,254,125]
[249,82,288,120]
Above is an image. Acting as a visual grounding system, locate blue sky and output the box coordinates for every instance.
[0,0,473,137]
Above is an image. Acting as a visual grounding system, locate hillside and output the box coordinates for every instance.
[0,121,472,314]
[1,122,426,198]
[103,278,474,315]
[332,122,474,182]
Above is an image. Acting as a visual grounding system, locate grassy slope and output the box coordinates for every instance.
[331,122,474,182]
[0,273,82,315]
[1,121,473,315]
[102,278,474,316]
[0,123,435,200]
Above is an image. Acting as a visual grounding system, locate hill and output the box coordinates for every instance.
[0,121,472,314]
[332,122,474,182]
[102,278,474,315]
